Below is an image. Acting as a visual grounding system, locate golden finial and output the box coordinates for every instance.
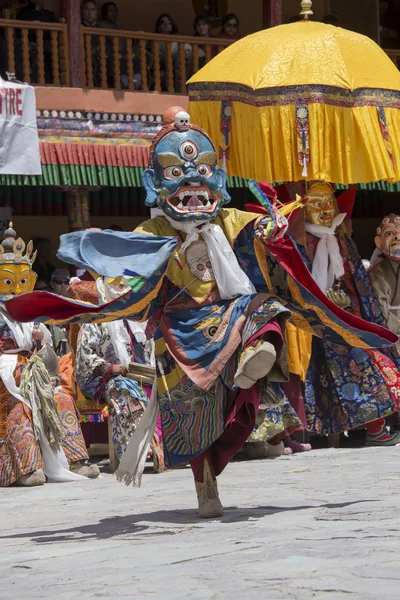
[300,0,313,20]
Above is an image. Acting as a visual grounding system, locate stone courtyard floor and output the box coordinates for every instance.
[1,446,400,599]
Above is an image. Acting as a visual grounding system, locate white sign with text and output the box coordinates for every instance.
[0,77,41,175]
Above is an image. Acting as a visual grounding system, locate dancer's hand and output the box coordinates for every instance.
[255,210,288,244]
[327,288,351,309]
[112,364,128,376]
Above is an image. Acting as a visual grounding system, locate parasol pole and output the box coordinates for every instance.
[298,1,313,180]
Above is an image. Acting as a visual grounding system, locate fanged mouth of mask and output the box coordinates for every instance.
[167,188,217,213]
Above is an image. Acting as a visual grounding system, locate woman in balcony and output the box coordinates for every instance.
[219,13,241,40]
[81,0,100,87]
[98,2,141,89]
[152,13,186,92]
[193,15,216,68]
[184,15,216,81]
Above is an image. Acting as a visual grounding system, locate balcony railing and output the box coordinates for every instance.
[80,27,232,92]
[0,21,398,92]
[384,49,400,69]
[0,18,70,86]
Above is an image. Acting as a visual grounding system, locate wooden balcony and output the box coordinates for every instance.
[0,18,70,86]
[0,19,398,92]
[80,27,232,92]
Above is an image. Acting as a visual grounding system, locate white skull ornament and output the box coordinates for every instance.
[186,241,215,282]
[174,110,190,131]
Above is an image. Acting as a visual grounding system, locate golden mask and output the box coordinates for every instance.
[304,182,338,228]
[0,222,37,296]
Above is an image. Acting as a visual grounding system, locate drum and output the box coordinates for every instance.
[126,362,156,386]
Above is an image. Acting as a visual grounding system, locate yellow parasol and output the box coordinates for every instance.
[188,3,400,185]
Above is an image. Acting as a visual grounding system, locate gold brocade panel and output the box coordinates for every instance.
[189,102,400,184]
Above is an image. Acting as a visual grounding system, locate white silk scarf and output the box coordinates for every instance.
[305,213,347,294]
[163,215,257,300]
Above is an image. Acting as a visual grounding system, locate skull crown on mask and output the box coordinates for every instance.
[304,182,338,228]
[142,106,231,222]
[375,214,400,261]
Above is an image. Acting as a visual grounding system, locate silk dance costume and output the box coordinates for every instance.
[3,110,398,516]
[298,183,400,445]
[75,275,164,471]
[0,224,99,487]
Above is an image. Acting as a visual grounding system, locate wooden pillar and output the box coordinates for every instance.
[263,0,283,28]
[60,0,82,87]
[67,189,90,231]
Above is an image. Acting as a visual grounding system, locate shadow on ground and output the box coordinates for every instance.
[0,499,377,544]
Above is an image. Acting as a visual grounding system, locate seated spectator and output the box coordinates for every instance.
[186,15,215,77]
[152,13,181,91]
[98,2,141,89]
[194,14,212,38]
[194,15,215,64]
[16,0,58,83]
[81,0,98,27]
[219,13,241,40]
[81,0,100,86]
[98,1,118,28]
[50,268,70,297]
[155,12,179,36]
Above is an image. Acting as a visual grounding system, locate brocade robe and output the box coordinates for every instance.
[300,232,400,434]
[369,258,400,358]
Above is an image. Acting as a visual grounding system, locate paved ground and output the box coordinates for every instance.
[1,447,400,600]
